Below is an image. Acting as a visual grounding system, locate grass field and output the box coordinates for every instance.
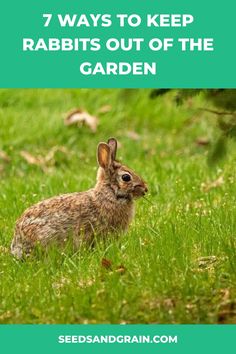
[0,89,236,324]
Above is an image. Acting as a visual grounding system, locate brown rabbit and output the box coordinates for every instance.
[11,138,148,258]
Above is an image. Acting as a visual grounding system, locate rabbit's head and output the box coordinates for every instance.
[96,138,148,201]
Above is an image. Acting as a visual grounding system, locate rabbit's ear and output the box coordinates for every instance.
[97,143,111,169]
[107,138,117,161]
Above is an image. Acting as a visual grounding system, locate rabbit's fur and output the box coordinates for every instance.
[11,138,147,258]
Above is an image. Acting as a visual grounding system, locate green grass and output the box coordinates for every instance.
[0,88,236,324]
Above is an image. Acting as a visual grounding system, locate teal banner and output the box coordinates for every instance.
[0,0,235,87]
[0,325,235,354]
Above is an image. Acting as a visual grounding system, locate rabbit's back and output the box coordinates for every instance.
[11,188,135,258]
[15,192,91,235]
[11,191,95,257]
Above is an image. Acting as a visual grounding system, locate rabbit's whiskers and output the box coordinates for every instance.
[142,196,155,206]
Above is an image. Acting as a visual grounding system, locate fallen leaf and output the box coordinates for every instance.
[195,137,210,146]
[65,109,98,132]
[20,151,44,166]
[97,105,112,114]
[44,146,69,163]
[0,150,11,162]
[197,256,218,269]
[101,258,112,270]
[20,146,69,172]
[201,176,224,192]
[219,288,230,302]
[126,131,141,141]
[115,264,126,274]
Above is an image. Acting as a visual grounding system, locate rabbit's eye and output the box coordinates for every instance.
[122,174,131,182]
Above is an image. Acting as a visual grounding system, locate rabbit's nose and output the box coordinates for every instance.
[144,186,148,193]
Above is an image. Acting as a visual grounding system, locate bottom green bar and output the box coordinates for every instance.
[0,325,235,354]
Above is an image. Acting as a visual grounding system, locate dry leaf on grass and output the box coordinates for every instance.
[44,146,68,163]
[115,264,126,274]
[101,258,112,270]
[219,288,230,303]
[97,105,112,114]
[191,255,226,273]
[20,146,69,172]
[101,258,127,275]
[0,150,11,162]
[197,255,218,269]
[64,109,98,132]
[20,151,44,166]
[201,176,224,193]
[195,137,210,146]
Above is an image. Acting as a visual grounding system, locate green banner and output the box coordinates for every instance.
[0,0,235,87]
[0,325,235,354]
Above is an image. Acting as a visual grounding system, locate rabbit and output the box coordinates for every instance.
[11,138,148,258]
